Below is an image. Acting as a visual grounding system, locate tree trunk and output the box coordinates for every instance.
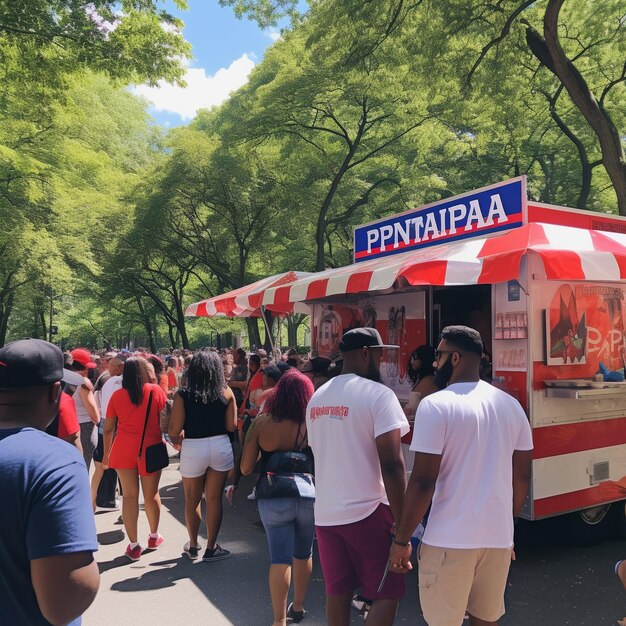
[0,293,14,347]
[174,299,189,349]
[287,316,297,348]
[39,310,47,340]
[533,0,626,214]
[262,310,275,352]
[136,297,156,353]
[167,324,176,349]
[246,317,262,349]
[147,325,156,353]
[546,95,593,209]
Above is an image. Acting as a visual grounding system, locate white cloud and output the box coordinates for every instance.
[266,28,282,42]
[132,54,256,121]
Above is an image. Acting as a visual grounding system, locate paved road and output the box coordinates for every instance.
[86,461,626,625]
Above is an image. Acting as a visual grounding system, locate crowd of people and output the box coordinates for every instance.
[1,326,537,626]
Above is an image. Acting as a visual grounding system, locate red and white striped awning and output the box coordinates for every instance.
[185,271,313,318]
[260,222,626,307]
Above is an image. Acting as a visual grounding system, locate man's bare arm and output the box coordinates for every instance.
[60,432,82,454]
[375,429,406,523]
[31,551,99,626]
[395,451,441,544]
[513,449,532,518]
[389,451,441,573]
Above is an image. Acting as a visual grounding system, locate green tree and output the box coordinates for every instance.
[0,72,158,345]
[223,16,435,270]
[0,0,191,85]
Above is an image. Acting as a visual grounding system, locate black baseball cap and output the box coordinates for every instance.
[339,327,399,352]
[261,363,283,382]
[276,362,291,375]
[0,338,82,389]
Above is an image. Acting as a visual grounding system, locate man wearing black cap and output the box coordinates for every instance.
[306,327,409,626]
[0,338,100,625]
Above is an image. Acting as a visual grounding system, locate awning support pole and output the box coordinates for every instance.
[260,306,275,353]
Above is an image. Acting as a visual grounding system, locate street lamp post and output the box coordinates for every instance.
[48,288,60,343]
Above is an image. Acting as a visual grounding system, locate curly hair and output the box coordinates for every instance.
[264,368,314,424]
[183,349,226,403]
[407,345,436,384]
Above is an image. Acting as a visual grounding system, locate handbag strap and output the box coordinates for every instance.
[138,390,154,460]
[293,421,306,451]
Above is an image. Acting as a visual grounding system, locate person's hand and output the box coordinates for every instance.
[101,456,109,470]
[389,541,412,573]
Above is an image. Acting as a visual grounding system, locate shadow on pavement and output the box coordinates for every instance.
[110,557,199,592]
[98,555,135,574]
[97,529,125,545]
[103,470,328,625]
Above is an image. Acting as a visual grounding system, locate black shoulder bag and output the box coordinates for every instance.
[138,391,169,473]
[256,422,315,500]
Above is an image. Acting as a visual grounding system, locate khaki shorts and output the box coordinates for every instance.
[417,543,512,626]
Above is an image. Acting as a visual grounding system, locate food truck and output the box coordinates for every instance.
[251,176,626,543]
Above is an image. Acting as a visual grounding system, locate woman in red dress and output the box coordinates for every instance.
[103,356,168,561]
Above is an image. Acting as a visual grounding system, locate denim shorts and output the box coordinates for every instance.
[258,496,315,565]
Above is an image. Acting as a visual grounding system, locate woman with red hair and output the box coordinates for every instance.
[241,369,315,626]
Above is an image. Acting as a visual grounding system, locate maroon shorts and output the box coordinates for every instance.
[315,503,405,600]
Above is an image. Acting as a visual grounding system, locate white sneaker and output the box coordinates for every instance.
[247,486,257,500]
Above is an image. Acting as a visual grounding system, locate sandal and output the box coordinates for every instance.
[351,594,371,621]
[224,484,235,507]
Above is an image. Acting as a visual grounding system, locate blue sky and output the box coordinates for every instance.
[133,0,286,127]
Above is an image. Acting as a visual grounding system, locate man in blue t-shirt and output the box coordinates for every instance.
[0,338,100,625]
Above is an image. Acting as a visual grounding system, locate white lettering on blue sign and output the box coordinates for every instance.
[366,193,508,254]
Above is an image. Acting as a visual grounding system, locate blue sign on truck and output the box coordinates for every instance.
[353,177,526,262]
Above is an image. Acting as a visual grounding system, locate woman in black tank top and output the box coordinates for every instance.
[168,350,237,562]
[241,368,315,626]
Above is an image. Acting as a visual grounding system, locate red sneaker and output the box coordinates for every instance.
[147,533,165,549]
[125,544,142,561]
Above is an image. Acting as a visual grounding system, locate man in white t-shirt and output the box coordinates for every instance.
[390,325,533,626]
[306,327,409,626]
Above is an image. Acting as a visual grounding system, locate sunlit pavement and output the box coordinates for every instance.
[86,458,626,625]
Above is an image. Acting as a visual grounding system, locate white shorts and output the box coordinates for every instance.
[179,435,234,477]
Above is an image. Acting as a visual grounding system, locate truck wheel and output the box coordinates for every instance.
[568,504,616,545]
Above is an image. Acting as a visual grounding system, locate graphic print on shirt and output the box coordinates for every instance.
[309,405,350,422]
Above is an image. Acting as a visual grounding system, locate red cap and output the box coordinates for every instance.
[70,348,97,369]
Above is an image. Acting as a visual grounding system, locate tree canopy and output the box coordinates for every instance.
[1,0,624,349]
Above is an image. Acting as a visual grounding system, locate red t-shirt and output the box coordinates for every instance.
[248,370,263,394]
[57,391,80,439]
[107,383,167,439]
[167,370,178,390]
